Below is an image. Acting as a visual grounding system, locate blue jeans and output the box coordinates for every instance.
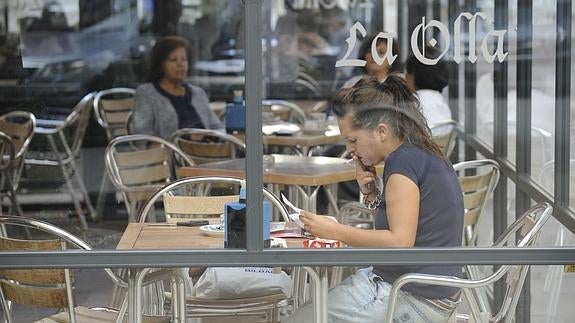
[283,267,454,323]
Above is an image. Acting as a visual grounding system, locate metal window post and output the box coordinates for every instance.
[244,0,264,252]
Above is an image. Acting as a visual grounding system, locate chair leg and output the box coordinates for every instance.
[95,174,110,222]
[60,163,89,230]
[115,295,128,323]
[111,268,128,309]
[0,280,13,323]
[7,189,31,239]
[70,164,97,222]
[47,135,89,230]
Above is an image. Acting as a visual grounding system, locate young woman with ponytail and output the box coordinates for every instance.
[284,75,464,323]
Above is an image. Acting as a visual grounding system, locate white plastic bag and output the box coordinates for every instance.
[193,267,292,299]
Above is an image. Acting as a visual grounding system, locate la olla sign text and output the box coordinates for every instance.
[336,12,508,68]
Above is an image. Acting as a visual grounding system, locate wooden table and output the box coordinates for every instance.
[178,155,383,212]
[233,124,342,156]
[117,223,328,323]
[263,125,342,156]
[117,223,306,249]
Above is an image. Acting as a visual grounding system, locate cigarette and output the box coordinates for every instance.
[345,159,355,164]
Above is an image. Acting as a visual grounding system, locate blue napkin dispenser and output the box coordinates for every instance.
[224,188,271,248]
[225,91,246,133]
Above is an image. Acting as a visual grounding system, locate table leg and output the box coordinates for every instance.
[325,183,340,214]
[177,273,186,322]
[170,276,180,322]
[320,267,329,320]
[294,185,320,213]
[127,268,137,323]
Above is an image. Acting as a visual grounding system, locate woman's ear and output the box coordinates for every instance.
[375,123,389,141]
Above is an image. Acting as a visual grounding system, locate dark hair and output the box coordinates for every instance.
[357,33,402,74]
[148,36,191,82]
[332,75,447,163]
[405,45,449,91]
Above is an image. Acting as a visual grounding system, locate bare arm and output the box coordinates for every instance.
[300,173,419,247]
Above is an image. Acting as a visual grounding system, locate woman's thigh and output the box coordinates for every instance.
[284,267,452,323]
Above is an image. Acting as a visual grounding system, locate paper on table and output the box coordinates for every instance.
[280,193,306,228]
[288,213,305,229]
[280,193,303,214]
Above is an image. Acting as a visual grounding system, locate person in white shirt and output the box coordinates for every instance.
[404,45,452,128]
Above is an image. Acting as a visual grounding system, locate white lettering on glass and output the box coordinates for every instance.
[335,21,368,67]
[371,32,398,66]
[290,0,372,10]
[410,17,450,65]
[335,12,508,67]
[481,29,508,63]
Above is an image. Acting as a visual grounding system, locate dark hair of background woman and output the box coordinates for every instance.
[405,45,449,91]
[148,36,192,82]
[357,33,402,74]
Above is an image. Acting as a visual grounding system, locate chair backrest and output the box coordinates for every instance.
[93,88,135,140]
[105,134,195,221]
[0,111,36,191]
[538,159,575,206]
[430,120,457,157]
[0,216,94,323]
[262,99,307,124]
[384,202,552,323]
[209,101,227,121]
[0,132,16,190]
[453,159,500,246]
[138,176,290,223]
[483,202,552,322]
[59,92,96,158]
[0,111,36,159]
[170,128,246,165]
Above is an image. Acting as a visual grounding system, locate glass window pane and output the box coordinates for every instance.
[530,0,556,183]
[476,1,494,148]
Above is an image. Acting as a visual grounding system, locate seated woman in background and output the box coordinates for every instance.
[132,36,223,139]
[405,45,452,128]
[342,33,403,88]
[284,76,464,323]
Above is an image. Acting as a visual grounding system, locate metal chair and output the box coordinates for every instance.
[170,128,246,165]
[338,201,374,229]
[93,88,136,221]
[431,120,458,158]
[137,176,291,321]
[0,111,36,220]
[384,202,552,323]
[0,216,169,323]
[537,160,575,322]
[453,159,500,247]
[93,88,135,139]
[138,176,290,223]
[262,99,307,125]
[209,101,227,121]
[104,134,195,222]
[25,93,95,230]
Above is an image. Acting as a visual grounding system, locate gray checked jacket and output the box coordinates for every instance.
[131,83,224,139]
